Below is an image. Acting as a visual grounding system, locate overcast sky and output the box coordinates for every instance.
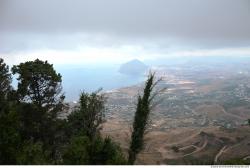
[0,0,250,65]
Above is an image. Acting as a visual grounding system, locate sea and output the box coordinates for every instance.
[56,65,145,101]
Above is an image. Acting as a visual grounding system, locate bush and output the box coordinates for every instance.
[63,136,127,165]
[62,136,90,165]
[171,146,179,153]
[17,140,50,165]
[223,158,250,165]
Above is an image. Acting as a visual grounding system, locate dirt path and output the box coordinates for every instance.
[214,140,247,163]
[157,129,203,154]
[223,142,242,153]
[158,129,206,159]
[214,146,227,163]
[183,138,208,157]
[145,128,204,153]
[179,145,198,150]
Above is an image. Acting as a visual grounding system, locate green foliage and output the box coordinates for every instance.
[12,59,64,110]
[101,137,127,165]
[0,58,11,93]
[128,73,156,164]
[63,136,127,165]
[17,140,50,165]
[65,90,126,165]
[0,58,12,110]
[62,136,90,165]
[17,103,45,141]
[223,158,250,165]
[11,59,66,163]
[0,109,21,164]
[1,59,126,165]
[89,136,127,165]
[67,90,105,139]
[0,58,20,165]
[248,119,250,126]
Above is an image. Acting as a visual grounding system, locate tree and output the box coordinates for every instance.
[12,59,65,162]
[63,135,127,165]
[0,58,21,164]
[65,90,127,165]
[128,73,158,164]
[12,59,65,111]
[91,137,127,165]
[11,59,65,135]
[16,140,50,165]
[0,108,22,164]
[0,58,12,110]
[62,136,90,165]
[67,90,105,139]
[0,58,129,165]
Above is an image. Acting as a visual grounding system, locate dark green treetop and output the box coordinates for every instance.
[0,58,12,105]
[64,90,127,165]
[11,59,66,163]
[67,90,105,139]
[12,59,64,110]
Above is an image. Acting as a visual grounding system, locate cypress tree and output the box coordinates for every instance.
[128,73,156,164]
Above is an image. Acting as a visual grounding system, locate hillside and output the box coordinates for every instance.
[102,63,250,164]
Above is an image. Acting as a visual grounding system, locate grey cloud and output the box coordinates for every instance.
[0,0,250,52]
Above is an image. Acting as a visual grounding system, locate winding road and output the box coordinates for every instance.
[214,146,227,163]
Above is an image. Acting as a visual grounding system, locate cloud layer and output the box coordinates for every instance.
[0,0,249,64]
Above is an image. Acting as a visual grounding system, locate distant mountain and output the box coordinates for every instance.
[119,59,148,76]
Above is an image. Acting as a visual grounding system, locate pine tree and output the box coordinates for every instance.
[0,58,21,164]
[0,58,12,110]
[12,59,65,162]
[67,90,105,139]
[12,59,65,110]
[64,90,127,165]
